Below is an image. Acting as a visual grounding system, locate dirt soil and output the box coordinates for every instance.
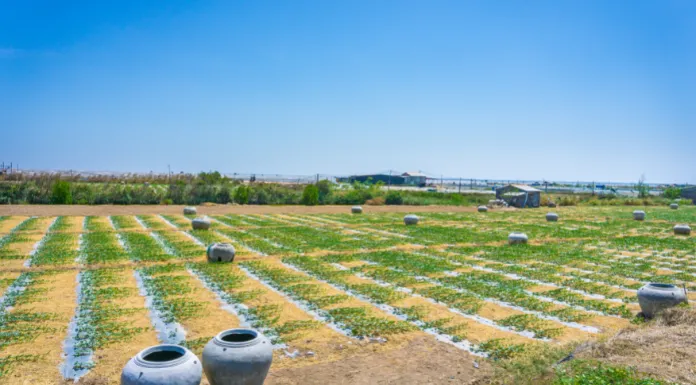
[0,204,507,216]
[266,336,490,385]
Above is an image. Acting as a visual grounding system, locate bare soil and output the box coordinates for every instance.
[266,336,490,385]
[0,204,508,216]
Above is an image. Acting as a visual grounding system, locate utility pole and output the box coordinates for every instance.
[388,170,392,191]
[458,177,461,193]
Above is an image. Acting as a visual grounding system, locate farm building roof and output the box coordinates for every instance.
[508,184,542,192]
[402,172,428,177]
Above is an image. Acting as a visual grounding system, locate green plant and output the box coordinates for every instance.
[662,186,681,200]
[554,361,668,384]
[301,185,319,206]
[636,174,649,199]
[234,185,250,204]
[385,191,403,205]
[51,180,73,204]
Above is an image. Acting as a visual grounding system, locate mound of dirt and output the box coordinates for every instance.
[572,306,696,384]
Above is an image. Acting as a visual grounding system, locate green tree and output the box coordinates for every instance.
[385,191,403,205]
[234,185,249,204]
[636,174,649,198]
[51,180,73,204]
[301,185,319,205]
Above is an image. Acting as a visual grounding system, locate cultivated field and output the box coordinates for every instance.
[0,206,694,384]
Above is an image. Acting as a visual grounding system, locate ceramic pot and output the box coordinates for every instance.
[633,210,646,221]
[404,214,419,225]
[351,206,363,214]
[121,344,202,385]
[184,207,197,215]
[192,217,211,230]
[207,243,236,263]
[202,329,273,385]
[670,203,679,210]
[674,224,691,236]
[477,206,488,213]
[508,232,528,245]
[637,283,687,318]
[546,213,559,222]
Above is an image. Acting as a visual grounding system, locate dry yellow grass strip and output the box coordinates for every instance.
[0,270,78,385]
[0,216,29,234]
[0,217,55,270]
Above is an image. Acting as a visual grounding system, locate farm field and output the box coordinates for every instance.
[0,206,694,384]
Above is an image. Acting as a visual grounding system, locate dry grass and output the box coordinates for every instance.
[573,306,696,384]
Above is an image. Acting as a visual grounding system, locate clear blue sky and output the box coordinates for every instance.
[2,0,694,183]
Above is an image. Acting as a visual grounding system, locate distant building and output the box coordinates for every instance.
[681,186,696,204]
[338,174,405,185]
[495,184,541,208]
[402,172,428,186]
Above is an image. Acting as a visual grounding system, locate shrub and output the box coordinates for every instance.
[234,185,250,204]
[663,186,682,200]
[301,185,319,206]
[385,191,404,205]
[316,180,332,203]
[51,181,73,204]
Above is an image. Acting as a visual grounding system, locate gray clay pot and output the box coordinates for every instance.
[637,283,687,318]
[202,329,273,385]
[546,212,559,222]
[674,224,691,236]
[192,217,211,230]
[508,232,528,245]
[184,207,197,215]
[351,206,363,214]
[478,206,488,213]
[207,243,236,263]
[670,203,679,210]
[633,210,646,221]
[404,214,419,225]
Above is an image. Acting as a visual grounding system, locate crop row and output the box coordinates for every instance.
[239,260,417,339]
[63,269,148,379]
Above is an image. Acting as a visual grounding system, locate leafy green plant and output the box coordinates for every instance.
[51,180,73,204]
[301,185,319,206]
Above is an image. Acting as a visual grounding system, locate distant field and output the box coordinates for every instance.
[0,206,694,384]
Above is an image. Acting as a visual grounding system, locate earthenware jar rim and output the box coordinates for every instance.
[135,345,191,369]
[213,329,262,348]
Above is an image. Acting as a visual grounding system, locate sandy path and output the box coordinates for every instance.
[0,205,510,217]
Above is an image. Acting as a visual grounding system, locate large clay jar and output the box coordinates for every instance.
[184,207,197,215]
[404,214,419,225]
[207,243,236,263]
[670,203,679,210]
[548,202,557,208]
[546,212,559,222]
[633,210,646,221]
[637,283,687,318]
[202,329,273,385]
[351,206,363,214]
[477,206,488,213]
[508,232,528,245]
[674,224,691,236]
[121,344,202,385]
[192,217,211,230]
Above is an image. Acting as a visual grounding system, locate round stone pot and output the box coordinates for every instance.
[184,207,198,215]
[674,224,691,236]
[351,206,363,214]
[477,206,488,213]
[633,210,646,221]
[192,217,211,230]
[637,283,687,318]
[508,232,528,245]
[546,213,559,222]
[207,243,236,263]
[670,203,679,210]
[202,329,273,385]
[404,214,419,225]
[121,344,202,385]
[548,202,557,208]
